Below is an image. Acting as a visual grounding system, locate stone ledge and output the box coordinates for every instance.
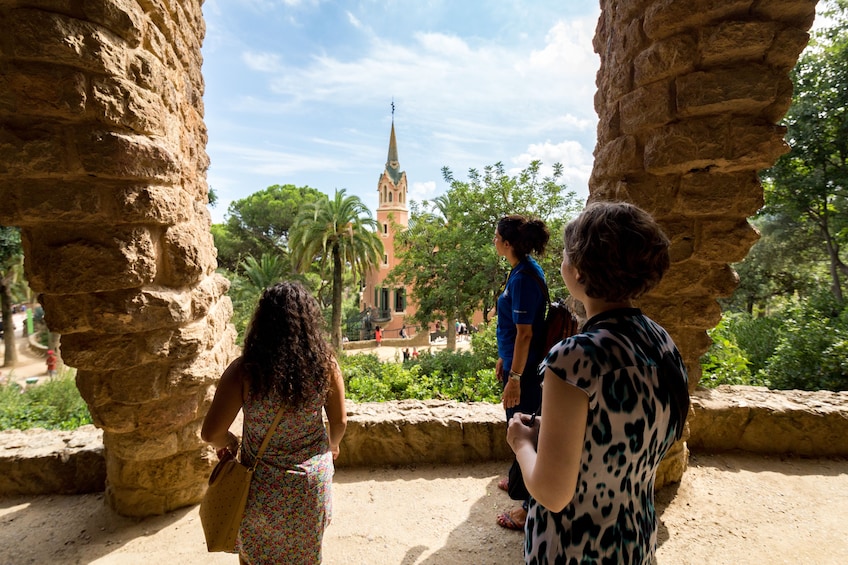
[689,385,848,456]
[2,389,846,496]
[0,425,105,496]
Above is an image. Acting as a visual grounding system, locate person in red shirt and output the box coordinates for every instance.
[374,326,382,347]
[46,349,58,378]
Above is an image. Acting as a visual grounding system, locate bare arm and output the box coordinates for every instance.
[324,358,347,460]
[201,357,246,457]
[508,367,588,511]
[502,323,533,409]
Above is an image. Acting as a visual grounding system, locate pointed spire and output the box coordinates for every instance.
[387,121,399,169]
[384,100,402,185]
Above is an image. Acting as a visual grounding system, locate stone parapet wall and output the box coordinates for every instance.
[3,389,846,496]
[690,386,848,456]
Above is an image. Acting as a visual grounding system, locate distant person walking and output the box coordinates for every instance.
[375,325,382,347]
[45,349,58,378]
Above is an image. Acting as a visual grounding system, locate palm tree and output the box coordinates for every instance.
[227,253,297,343]
[289,189,383,349]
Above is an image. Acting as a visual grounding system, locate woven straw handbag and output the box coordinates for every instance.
[199,406,285,552]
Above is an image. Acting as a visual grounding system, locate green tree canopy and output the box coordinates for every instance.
[212,184,324,270]
[389,160,581,348]
[289,189,383,350]
[761,0,848,303]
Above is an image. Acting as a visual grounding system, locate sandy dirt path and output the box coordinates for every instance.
[1,453,847,564]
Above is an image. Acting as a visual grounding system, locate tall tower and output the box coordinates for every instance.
[361,115,414,338]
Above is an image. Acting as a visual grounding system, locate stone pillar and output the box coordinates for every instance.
[0,1,238,516]
[590,0,817,484]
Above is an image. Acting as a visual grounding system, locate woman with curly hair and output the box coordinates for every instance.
[507,202,689,563]
[202,281,347,564]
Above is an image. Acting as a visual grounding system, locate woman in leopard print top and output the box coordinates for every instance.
[507,202,689,564]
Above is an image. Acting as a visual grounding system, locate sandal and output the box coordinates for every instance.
[496,509,525,531]
[497,476,509,491]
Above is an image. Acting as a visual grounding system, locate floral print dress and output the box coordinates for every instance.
[237,389,333,564]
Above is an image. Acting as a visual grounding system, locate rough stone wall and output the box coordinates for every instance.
[4,391,847,496]
[0,1,238,516]
[591,0,818,481]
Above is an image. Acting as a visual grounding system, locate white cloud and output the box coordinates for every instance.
[409,180,437,203]
[209,143,342,175]
[510,139,593,200]
[260,17,599,131]
[346,11,364,29]
[242,51,283,72]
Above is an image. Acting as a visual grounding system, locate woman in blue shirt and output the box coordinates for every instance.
[493,214,549,530]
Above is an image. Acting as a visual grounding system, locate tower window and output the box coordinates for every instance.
[383,253,388,265]
[388,192,393,203]
[383,223,388,234]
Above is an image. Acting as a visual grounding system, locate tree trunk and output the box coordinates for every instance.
[331,244,344,351]
[446,310,457,351]
[823,232,844,303]
[1,279,18,367]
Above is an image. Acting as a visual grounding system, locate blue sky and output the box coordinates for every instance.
[200,1,603,224]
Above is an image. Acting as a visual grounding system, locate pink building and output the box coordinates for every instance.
[361,120,417,340]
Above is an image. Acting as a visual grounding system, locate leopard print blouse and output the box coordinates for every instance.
[525,308,688,565]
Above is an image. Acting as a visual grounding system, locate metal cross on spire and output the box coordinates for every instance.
[391,98,395,118]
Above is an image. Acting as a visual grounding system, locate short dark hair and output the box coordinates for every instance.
[564,202,670,302]
[497,215,550,259]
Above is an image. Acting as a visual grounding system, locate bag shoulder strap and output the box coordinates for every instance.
[524,268,551,308]
[249,405,286,471]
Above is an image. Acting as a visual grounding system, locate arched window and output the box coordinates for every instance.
[388,192,393,202]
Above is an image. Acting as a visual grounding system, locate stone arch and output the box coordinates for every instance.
[0,0,818,516]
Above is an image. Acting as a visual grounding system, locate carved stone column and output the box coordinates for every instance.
[591,0,818,485]
[0,1,238,515]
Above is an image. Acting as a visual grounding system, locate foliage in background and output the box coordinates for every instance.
[212,184,325,271]
[0,369,92,431]
[704,2,848,391]
[340,323,501,403]
[700,314,768,388]
[389,160,581,348]
[702,291,848,391]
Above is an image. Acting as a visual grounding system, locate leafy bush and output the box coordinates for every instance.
[340,340,501,403]
[0,369,92,431]
[700,316,765,387]
[765,294,848,391]
[726,314,782,377]
[703,291,848,392]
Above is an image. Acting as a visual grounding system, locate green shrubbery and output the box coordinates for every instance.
[701,291,848,391]
[339,322,501,403]
[0,369,92,431]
